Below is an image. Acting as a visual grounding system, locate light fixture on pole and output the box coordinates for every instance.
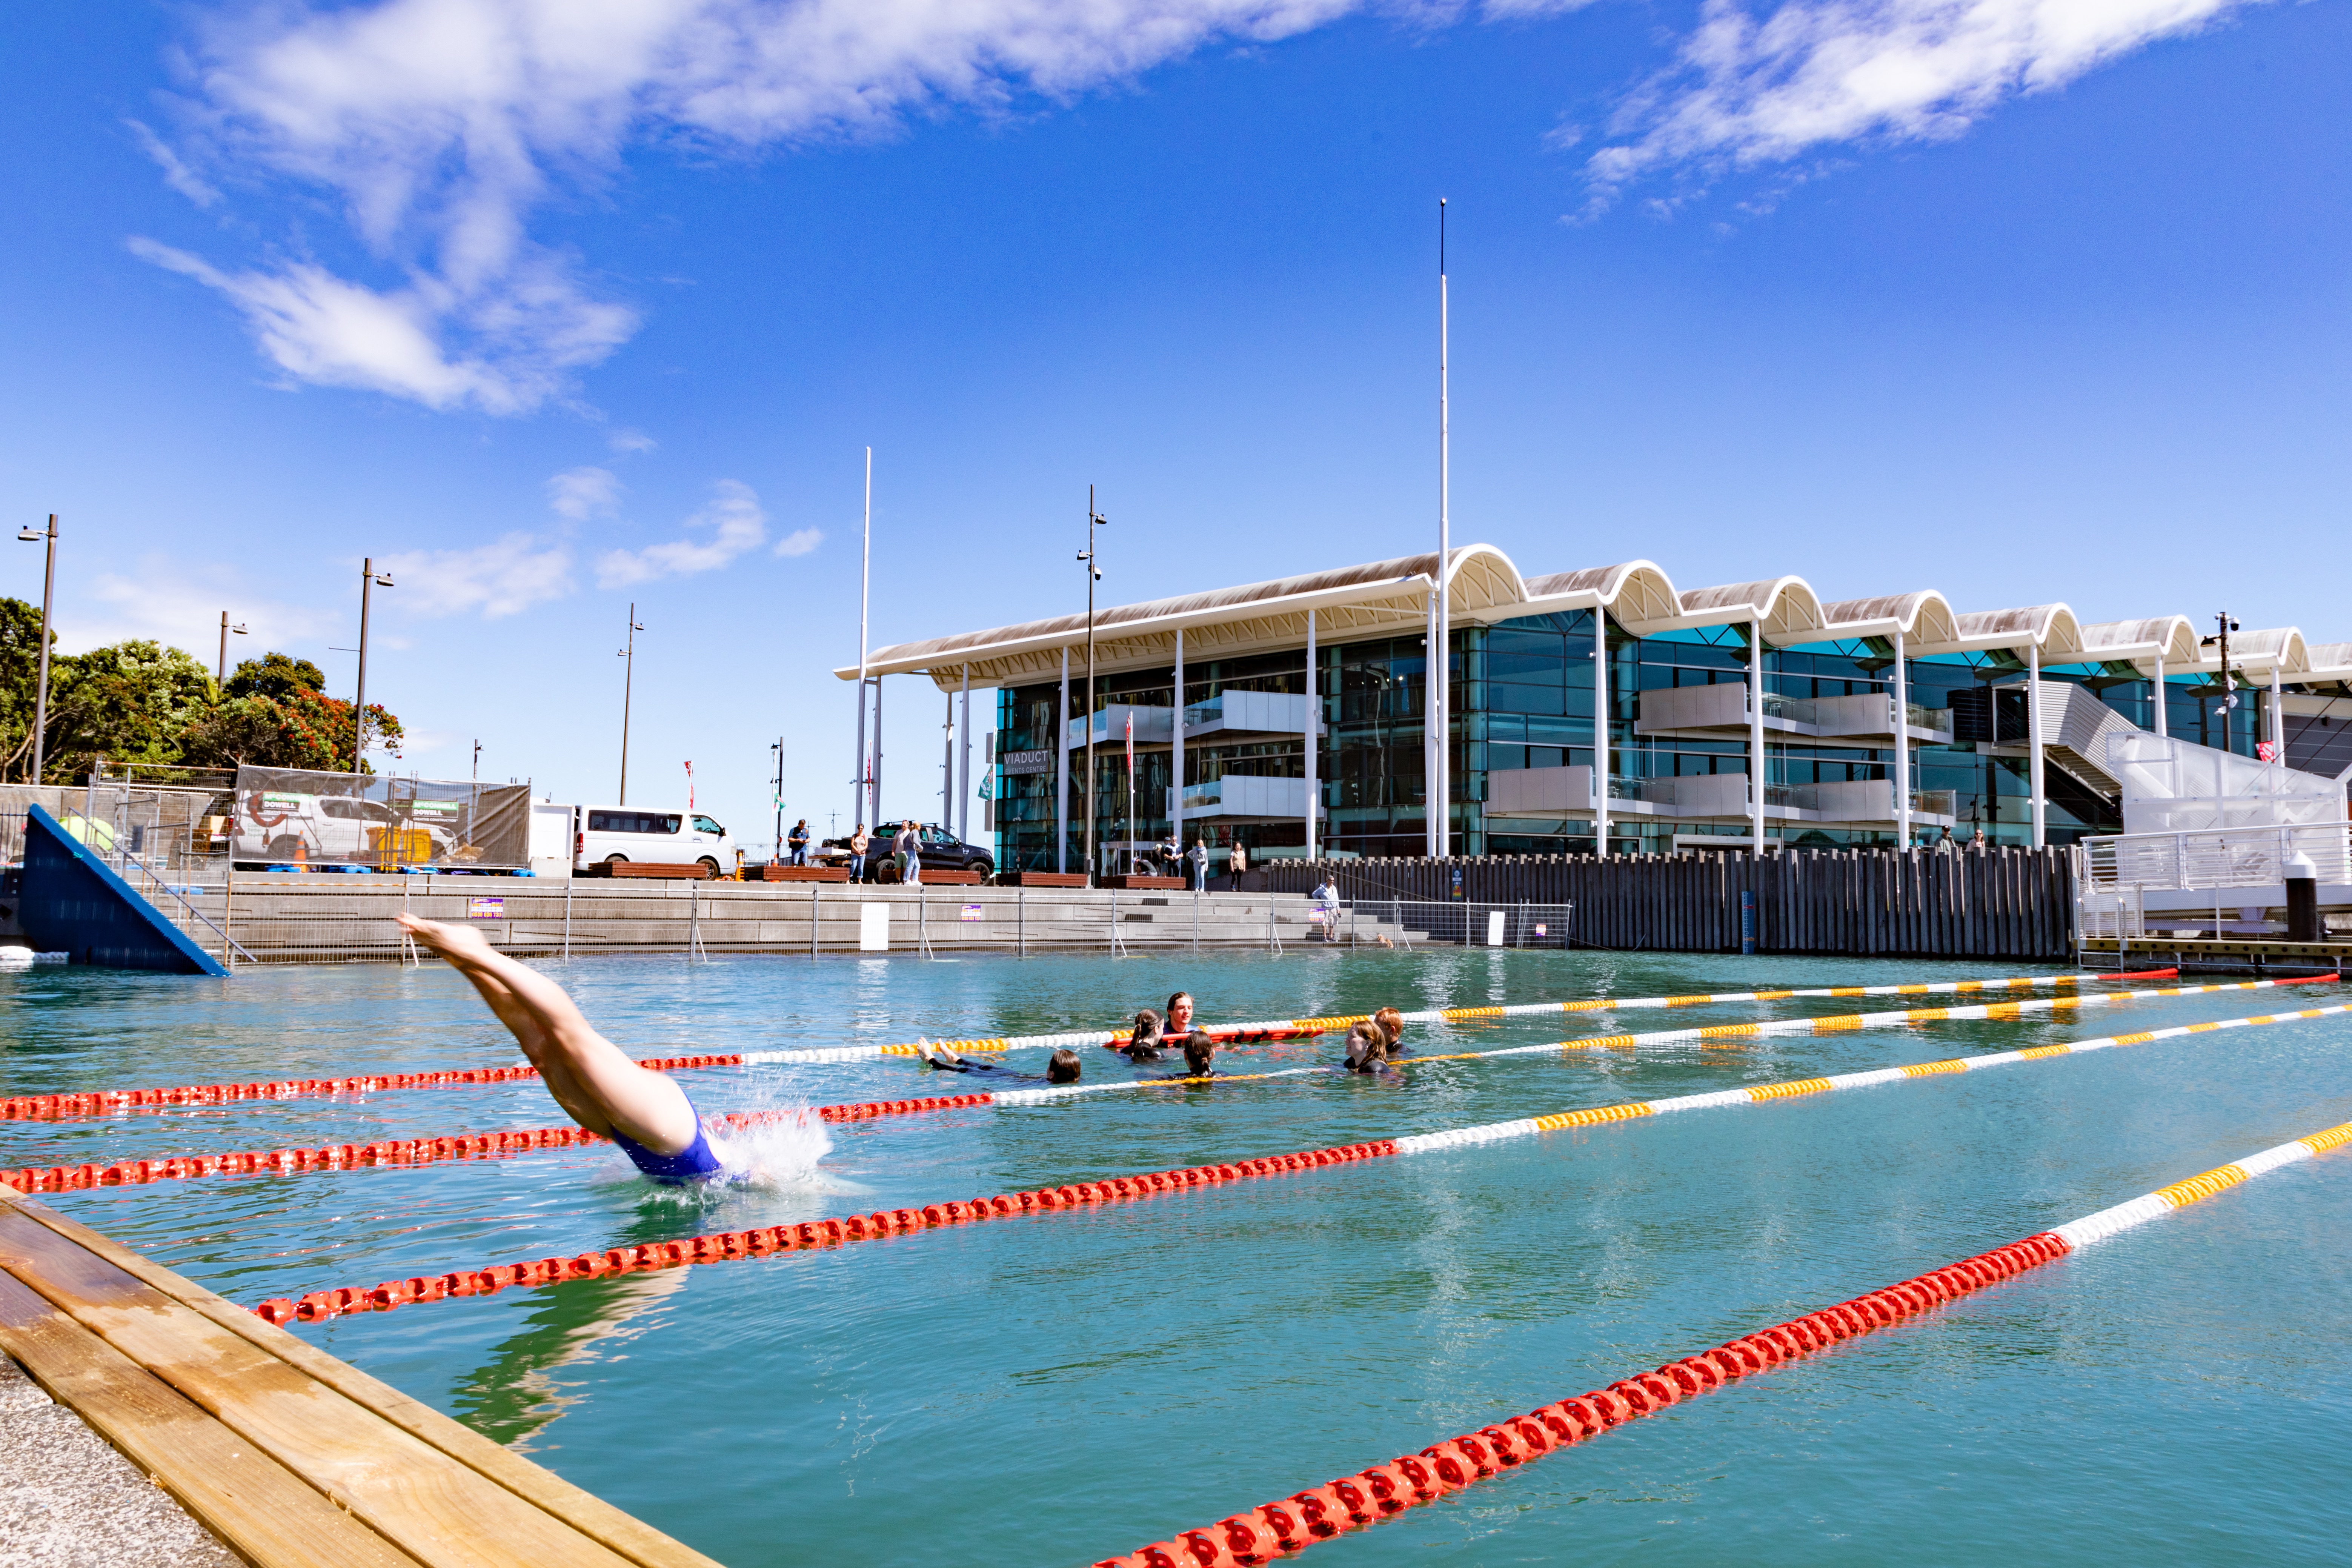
[352,558,394,773]
[2215,610,2241,754]
[216,612,248,687]
[617,603,643,802]
[771,737,786,863]
[1078,488,1106,881]
[15,515,56,784]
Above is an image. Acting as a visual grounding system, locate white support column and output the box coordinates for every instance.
[1057,647,1071,874]
[2152,654,2168,737]
[957,665,971,843]
[2027,641,2047,848]
[1172,629,1185,858]
[941,687,955,827]
[1304,610,1317,859]
[1892,626,1911,849]
[2270,664,2284,762]
[1749,616,1767,850]
[1593,615,1610,858]
[1425,589,1440,858]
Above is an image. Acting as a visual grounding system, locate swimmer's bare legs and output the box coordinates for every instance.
[398,914,700,1154]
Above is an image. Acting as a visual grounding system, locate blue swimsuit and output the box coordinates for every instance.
[609,1094,726,1184]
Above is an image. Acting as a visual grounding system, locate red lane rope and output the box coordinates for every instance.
[0,1053,741,1124]
[1092,1231,2073,1567]
[2,1092,998,1194]
[249,1137,1403,1325]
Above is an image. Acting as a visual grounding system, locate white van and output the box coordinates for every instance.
[573,806,737,877]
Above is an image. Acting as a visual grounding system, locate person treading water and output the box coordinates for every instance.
[398,914,729,1184]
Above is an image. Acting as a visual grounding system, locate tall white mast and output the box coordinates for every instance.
[1434,197,1451,858]
[855,447,873,826]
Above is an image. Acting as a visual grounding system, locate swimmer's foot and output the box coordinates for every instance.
[398,913,496,965]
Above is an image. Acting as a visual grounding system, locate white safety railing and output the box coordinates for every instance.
[2080,824,2352,893]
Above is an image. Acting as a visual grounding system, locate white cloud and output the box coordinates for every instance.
[607,427,658,454]
[375,533,577,618]
[548,465,623,519]
[136,0,1379,413]
[1587,0,2259,203]
[772,526,822,558]
[127,119,220,207]
[596,478,769,587]
[58,556,337,660]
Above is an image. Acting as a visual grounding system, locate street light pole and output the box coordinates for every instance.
[216,611,248,687]
[2216,610,2241,754]
[353,558,394,773]
[771,736,784,862]
[15,515,56,783]
[618,603,643,802]
[1078,488,1106,882]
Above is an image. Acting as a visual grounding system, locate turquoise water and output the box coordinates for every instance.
[4,950,2350,1566]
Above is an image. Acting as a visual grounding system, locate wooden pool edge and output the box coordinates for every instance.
[0,1183,724,1568]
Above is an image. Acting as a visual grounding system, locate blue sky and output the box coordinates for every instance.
[2,0,2344,850]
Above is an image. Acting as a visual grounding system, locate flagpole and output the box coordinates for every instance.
[1435,197,1451,858]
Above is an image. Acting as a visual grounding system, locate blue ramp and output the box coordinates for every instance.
[16,804,230,975]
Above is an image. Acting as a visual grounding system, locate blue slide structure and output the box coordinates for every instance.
[15,804,230,975]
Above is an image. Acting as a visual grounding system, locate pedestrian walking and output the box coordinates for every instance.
[787,818,811,866]
[1187,836,1209,892]
[895,819,922,885]
[847,824,870,882]
[1226,839,1247,888]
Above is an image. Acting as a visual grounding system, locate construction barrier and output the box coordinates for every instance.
[246,996,2350,1326]
[741,968,2184,1064]
[0,970,2193,1120]
[1090,1115,2352,1566]
[0,1092,996,1194]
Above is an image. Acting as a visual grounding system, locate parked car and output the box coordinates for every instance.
[237,789,456,869]
[815,823,992,882]
[574,806,738,878]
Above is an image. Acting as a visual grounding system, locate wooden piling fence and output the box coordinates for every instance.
[1263,846,2078,960]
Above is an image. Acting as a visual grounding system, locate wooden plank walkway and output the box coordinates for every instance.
[2080,936,2352,969]
[0,1184,723,1568]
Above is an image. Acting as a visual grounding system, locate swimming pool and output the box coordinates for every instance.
[5,948,2349,1565]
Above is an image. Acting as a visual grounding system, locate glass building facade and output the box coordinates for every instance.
[990,609,2306,873]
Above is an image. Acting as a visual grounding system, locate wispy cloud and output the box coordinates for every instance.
[61,556,337,659]
[607,427,658,455]
[596,479,771,587]
[1586,0,2260,206]
[376,533,576,618]
[772,526,822,558]
[127,119,220,207]
[547,465,623,520]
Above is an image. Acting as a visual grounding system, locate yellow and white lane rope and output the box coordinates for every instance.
[980,977,2336,1105]
[1389,1002,2352,1154]
[2052,1119,2352,1246]
[736,967,2182,1065]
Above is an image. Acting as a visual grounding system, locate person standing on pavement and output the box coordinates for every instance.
[895,819,922,885]
[787,819,811,865]
[1187,836,1209,892]
[847,824,870,882]
[1227,839,1247,888]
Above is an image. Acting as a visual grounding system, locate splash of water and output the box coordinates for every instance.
[704,1106,838,1190]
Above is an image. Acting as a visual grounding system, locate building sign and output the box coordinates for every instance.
[467,896,506,919]
[1001,749,1053,776]
[960,904,984,922]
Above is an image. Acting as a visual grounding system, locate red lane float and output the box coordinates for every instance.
[248,1137,1404,1325]
[2,1091,998,1194]
[1089,1231,2075,1567]
[0,1053,744,1124]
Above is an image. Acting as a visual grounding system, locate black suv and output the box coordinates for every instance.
[818,823,993,883]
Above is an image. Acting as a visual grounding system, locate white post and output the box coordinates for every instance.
[2270,664,2284,762]
[856,446,871,828]
[1172,628,1185,861]
[1057,647,1071,874]
[2152,652,2168,738]
[1593,614,1610,858]
[941,686,955,827]
[1749,616,1767,850]
[1435,198,1451,862]
[1893,625,1911,849]
[1425,589,1440,857]
[2027,640,2047,849]
[957,665,971,842]
[1305,609,1317,860]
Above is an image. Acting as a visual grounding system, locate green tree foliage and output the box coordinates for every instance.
[224,652,328,702]
[0,624,405,781]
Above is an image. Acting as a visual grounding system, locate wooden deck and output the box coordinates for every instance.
[0,1184,723,1568]
[2080,936,2352,968]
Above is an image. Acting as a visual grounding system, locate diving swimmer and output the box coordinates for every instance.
[398,914,726,1184]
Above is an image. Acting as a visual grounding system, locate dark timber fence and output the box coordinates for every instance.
[1262,847,2078,960]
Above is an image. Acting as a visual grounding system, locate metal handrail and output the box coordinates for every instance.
[116,848,259,965]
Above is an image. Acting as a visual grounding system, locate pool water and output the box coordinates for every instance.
[4,950,2350,1566]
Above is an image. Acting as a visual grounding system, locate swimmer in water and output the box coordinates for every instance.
[396,914,726,1184]
[1373,1005,1407,1057]
[1117,1009,1167,1061]
[1163,1033,1217,1081]
[913,1044,1082,1083]
[1164,991,1198,1041]
[1342,1021,1396,1075]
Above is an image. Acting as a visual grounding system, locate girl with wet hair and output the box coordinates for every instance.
[1373,1006,1407,1056]
[1118,1009,1167,1062]
[1342,1022,1391,1074]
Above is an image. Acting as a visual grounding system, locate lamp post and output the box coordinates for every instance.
[216,612,248,687]
[1078,488,1106,880]
[2215,610,2241,754]
[15,515,55,783]
[352,558,394,773]
[617,603,643,802]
